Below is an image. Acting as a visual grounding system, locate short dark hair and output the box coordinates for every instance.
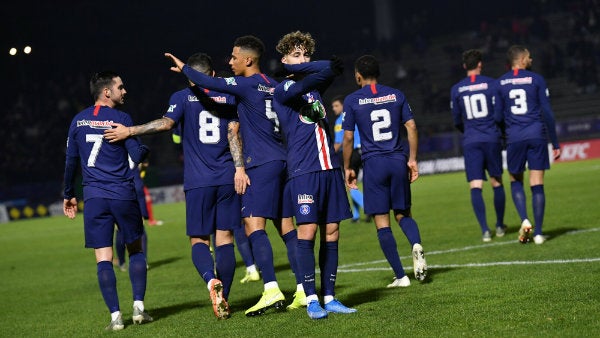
[234,35,265,58]
[331,95,345,105]
[507,45,528,67]
[187,52,213,75]
[462,49,482,71]
[354,55,380,79]
[90,71,119,101]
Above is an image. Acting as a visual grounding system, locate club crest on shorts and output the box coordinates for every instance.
[299,204,311,215]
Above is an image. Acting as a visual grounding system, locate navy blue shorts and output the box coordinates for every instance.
[84,198,144,249]
[463,142,503,182]
[241,160,286,219]
[287,169,352,224]
[507,139,550,174]
[363,156,412,215]
[281,180,294,218]
[185,185,241,237]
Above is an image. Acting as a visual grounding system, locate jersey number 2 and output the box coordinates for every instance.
[371,109,392,141]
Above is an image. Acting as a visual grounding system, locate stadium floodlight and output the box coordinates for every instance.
[24,46,32,54]
[9,47,17,56]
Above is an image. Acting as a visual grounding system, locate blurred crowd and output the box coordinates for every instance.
[1,0,598,203]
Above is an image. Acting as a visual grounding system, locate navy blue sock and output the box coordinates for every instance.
[511,181,528,221]
[97,261,119,313]
[399,217,421,247]
[297,239,316,296]
[470,188,489,233]
[531,185,545,236]
[215,243,236,299]
[191,243,215,283]
[115,230,126,266]
[320,241,338,297]
[377,227,405,279]
[128,252,147,301]
[281,229,301,284]
[248,230,276,283]
[493,185,506,227]
[234,225,254,267]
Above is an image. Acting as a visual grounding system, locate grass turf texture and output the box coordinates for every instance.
[1,159,599,337]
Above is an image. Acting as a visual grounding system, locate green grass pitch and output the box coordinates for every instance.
[1,159,599,337]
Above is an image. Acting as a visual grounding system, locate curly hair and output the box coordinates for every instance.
[276,31,315,56]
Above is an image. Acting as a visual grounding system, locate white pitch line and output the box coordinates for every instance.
[338,257,600,273]
[338,227,600,271]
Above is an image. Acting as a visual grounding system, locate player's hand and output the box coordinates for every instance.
[164,53,184,73]
[407,160,419,183]
[345,168,358,189]
[104,123,130,142]
[330,55,344,76]
[234,167,250,195]
[553,148,561,160]
[63,197,78,219]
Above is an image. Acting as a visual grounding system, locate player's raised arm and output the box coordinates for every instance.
[165,52,185,73]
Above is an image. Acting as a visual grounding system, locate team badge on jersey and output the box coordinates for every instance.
[225,77,237,86]
[299,204,311,215]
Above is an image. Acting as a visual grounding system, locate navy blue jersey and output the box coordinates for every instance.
[182,66,286,168]
[342,83,413,161]
[274,82,337,178]
[164,86,237,190]
[494,69,559,148]
[64,105,147,201]
[450,74,502,145]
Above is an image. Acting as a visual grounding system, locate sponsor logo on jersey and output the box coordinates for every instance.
[458,83,488,92]
[225,77,237,86]
[211,96,227,103]
[167,104,176,112]
[299,204,311,215]
[358,94,397,105]
[187,95,227,103]
[297,194,314,204]
[76,119,114,129]
[257,83,274,95]
[500,77,532,85]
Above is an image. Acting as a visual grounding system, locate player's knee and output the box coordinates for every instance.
[394,209,411,220]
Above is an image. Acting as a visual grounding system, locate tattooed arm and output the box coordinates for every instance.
[228,121,250,194]
[104,117,176,142]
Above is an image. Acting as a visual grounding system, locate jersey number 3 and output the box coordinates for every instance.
[509,89,528,115]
